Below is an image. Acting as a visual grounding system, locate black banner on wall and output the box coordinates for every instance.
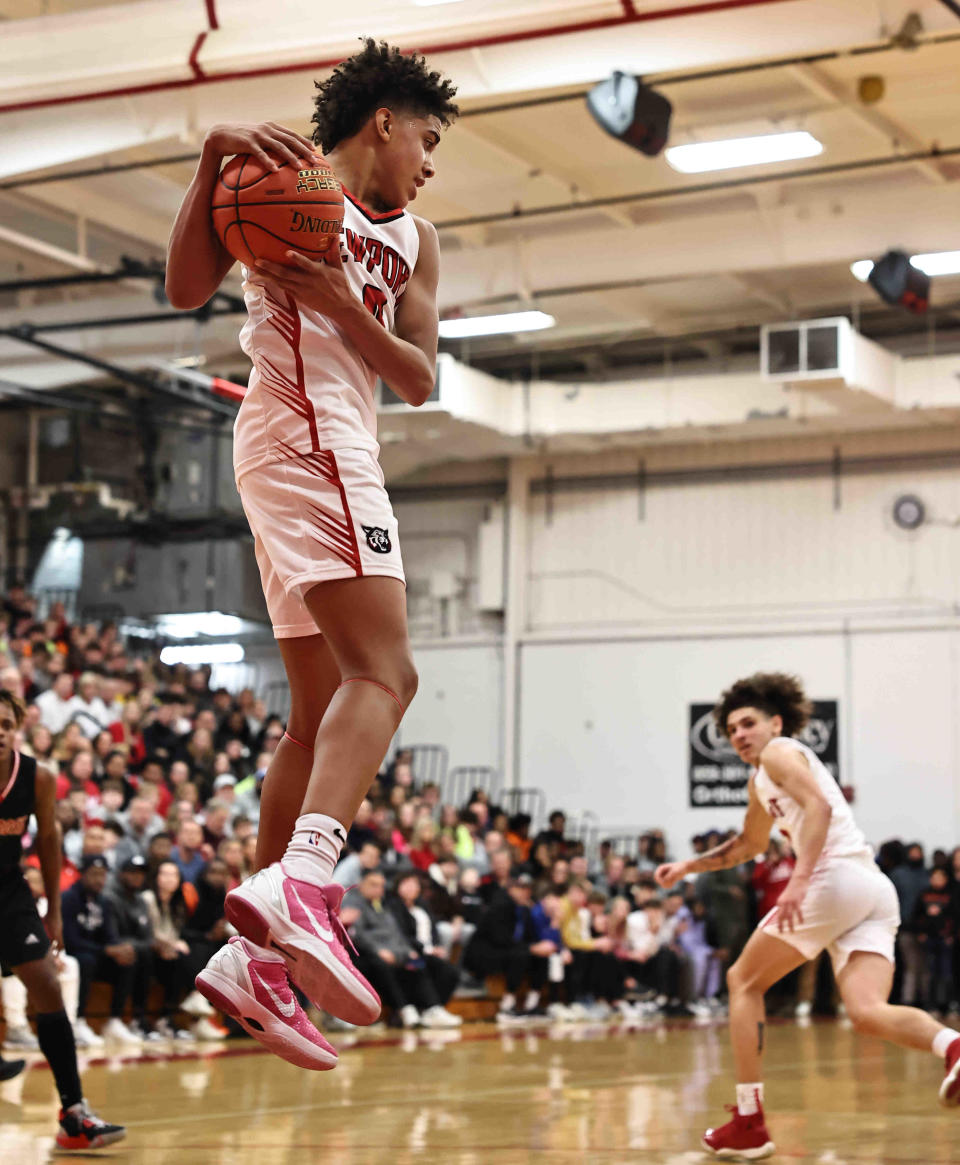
[688,700,839,808]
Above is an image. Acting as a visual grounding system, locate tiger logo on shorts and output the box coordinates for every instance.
[362,525,392,554]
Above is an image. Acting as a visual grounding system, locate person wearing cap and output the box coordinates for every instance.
[61,855,140,1046]
[463,873,552,1020]
[105,856,155,1040]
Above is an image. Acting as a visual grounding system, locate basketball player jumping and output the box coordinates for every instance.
[656,672,960,1160]
[166,40,458,1066]
[0,689,125,1149]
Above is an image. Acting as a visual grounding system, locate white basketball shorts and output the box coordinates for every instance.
[758,854,900,976]
[237,449,405,638]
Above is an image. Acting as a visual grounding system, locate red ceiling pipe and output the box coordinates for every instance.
[0,0,801,116]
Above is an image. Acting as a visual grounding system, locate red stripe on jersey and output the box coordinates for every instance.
[342,188,404,224]
[258,291,319,454]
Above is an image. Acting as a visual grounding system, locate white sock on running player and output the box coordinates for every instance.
[932,1028,959,1058]
[282,813,347,884]
[736,1083,764,1115]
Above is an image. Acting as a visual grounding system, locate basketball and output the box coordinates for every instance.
[211,152,344,267]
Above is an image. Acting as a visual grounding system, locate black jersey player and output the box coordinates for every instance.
[0,688,124,1149]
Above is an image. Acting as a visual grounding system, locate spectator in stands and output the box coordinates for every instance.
[332,839,384,887]
[464,874,549,1020]
[180,859,230,1039]
[750,837,796,922]
[912,866,955,1013]
[409,819,440,872]
[623,896,683,1013]
[506,813,533,864]
[62,855,140,1046]
[217,838,246,890]
[69,673,111,739]
[170,820,206,885]
[201,798,232,851]
[347,798,377,851]
[141,699,182,762]
[35,672,75,735]
[560,880,624,1018]
[597,854,631,899]
[105,855,155,1038]
[146,831,174,875]
[533,811,569,861]
[108,700,146,768]
[388,872,461,1026]
[24,723,54,763]
[142,860,194,1039]
[893,842,931,1006]
[694,834,750,982]
[480,848,514,903]
[346,870,457,1028]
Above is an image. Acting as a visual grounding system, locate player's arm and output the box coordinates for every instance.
[33,764,63,948]
[655,781,773,889]
[165,122,317,310]
[250,216,440,406]
[760,741,831,881]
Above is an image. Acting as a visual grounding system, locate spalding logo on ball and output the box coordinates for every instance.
[211,153,345,267]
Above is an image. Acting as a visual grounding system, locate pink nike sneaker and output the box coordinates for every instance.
[225,864,381,1025]
[195,936,337,1071]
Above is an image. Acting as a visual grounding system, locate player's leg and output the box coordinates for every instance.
[225,575,412,1024]
[298,574,415,826]
[254,632,340,870]
[726,930,808,1085]
[15,954,125,1148]
[702,929,806,1161]
[836,950,960,1107]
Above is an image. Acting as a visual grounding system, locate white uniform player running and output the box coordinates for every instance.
[656,671,960,1160]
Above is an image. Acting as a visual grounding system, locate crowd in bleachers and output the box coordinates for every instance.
[3,582,960,1053]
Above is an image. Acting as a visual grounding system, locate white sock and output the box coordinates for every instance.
[932,1028,959,1058]
[523,990,540,1012]
[281,813,347,884]
[499,993,516,1013]
[241,937,282,962]
[736,1083,764,1115]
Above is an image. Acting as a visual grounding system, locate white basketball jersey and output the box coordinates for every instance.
[753,737,872,863]
[233,189,420,480]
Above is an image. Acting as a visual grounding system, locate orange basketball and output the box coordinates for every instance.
[211,152,344,267]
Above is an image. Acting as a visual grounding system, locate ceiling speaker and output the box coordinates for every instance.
[586,72,673,157]
[868,249,930,314]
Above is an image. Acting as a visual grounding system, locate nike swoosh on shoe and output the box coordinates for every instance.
[288,884,336,943]
[250,968,297,1018]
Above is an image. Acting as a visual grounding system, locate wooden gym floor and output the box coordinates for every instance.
[2,1016,958,1163]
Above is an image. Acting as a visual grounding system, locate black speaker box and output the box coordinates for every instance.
[867,249,930,314]
[586,72,673,157]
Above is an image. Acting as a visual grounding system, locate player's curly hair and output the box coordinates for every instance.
[0,688,26,728]
[312,38,459,153]
[713,672,812,740]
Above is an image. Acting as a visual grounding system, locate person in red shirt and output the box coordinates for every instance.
[751,837,796,921]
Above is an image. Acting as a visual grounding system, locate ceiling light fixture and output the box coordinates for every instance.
[665,130,823,174]
[438,310,556,339]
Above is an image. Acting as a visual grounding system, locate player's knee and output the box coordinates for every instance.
[396,660,418,709]
[846,1000,883,1036]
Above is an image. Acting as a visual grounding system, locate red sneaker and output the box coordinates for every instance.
[196,936,338,1071]
[938,1036,960,1107]
[226,864,381,1025]
[702,1104,775,1160]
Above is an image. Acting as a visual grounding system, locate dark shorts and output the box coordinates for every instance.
[0,871,51,975]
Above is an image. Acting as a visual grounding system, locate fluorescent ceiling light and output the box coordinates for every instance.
[665,131,823,174]
[156,611,245,639]
[850,250,960,282]
[160,643,245,666]
[439,310,556,339]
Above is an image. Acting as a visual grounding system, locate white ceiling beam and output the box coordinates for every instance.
[787,61,950,184]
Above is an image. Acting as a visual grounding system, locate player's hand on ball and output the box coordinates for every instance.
[205,122,317,171]
[250,248,353,319]
[655,862,684,889]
